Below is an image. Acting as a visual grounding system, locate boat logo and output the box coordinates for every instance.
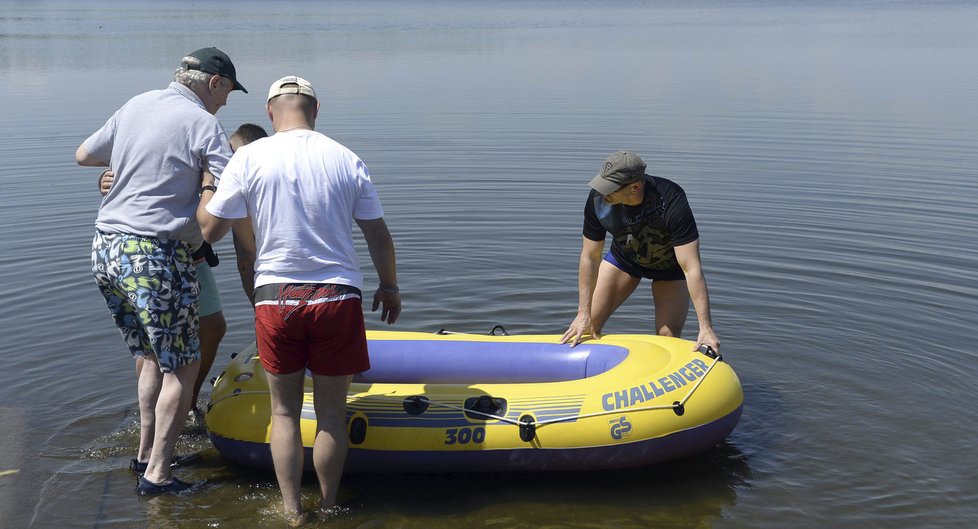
[609,416,632,440]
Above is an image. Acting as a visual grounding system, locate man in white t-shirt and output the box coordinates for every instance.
[197,75,400,521]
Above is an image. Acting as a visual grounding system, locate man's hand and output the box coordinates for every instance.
[693,327,720,356]
[560,313,600,347]
[357,217,400,325]
[98,169,114,196]
[372,287,401,325]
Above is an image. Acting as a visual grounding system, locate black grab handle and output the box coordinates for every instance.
[697,344,722,361]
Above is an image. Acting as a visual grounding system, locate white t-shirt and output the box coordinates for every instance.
[205,129,384,289]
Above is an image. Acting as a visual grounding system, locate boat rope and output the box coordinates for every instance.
[435,324,509,336]
[411,354,724,429]
[207,390,271,409]
[677,353,720,407]
[208,346,723,441]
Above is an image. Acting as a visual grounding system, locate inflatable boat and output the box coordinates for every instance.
[206,330,743,472]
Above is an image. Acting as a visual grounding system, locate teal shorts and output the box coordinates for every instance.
[195,261,223,317]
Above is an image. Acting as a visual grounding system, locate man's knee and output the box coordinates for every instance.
[313,402,346,426]
[270,401,303,421]
[656,324,683,338]
[655,309,687,338]
[199,312,227,342]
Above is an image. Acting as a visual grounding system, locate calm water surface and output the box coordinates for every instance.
[1,1,976,528]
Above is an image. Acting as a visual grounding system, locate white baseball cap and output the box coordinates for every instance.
[267,75,317,102]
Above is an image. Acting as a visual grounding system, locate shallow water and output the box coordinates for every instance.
[1,1,976,527]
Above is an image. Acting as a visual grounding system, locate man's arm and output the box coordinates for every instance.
[75,145,108,167]
[674,239,720,353]
[355,217,401,325]
[231,217,257,307]
[560,236,605,346]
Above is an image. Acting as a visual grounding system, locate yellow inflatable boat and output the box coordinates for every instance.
[206,330,743,472]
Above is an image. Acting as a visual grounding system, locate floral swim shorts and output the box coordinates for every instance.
[91,230,201,372]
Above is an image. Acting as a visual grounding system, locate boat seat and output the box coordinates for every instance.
[353,340,629,384]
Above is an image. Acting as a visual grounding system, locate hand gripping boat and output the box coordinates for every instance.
[206,330,743,472]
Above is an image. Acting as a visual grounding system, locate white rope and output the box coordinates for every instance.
[533,403,680,427]
[209,356,723,431]
[207,390,270,408]
[533,355,722,427]
[414,356,722,428]
[679,355,721,407]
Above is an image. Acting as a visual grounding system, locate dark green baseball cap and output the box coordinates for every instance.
[184,47,247,93]
[588,151,647,195]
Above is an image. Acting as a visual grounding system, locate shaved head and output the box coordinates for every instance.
[270,93,316,115]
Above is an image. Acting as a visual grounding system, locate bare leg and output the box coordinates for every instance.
[652,280,690,337]
[590,260,642,335]
[193,311,226,406]
[311,374,351,509]
[266,369,307,517]
[136,312,222,421]
[142,359,199,484]
[136,356,162,462]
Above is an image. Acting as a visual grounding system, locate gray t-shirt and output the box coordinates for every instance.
[83,82,232,248]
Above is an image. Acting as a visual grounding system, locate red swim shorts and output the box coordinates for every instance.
[254,283,370,376]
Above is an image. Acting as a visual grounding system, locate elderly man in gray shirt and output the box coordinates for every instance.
[75,47,245,495]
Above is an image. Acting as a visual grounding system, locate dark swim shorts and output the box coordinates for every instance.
[604,251,686,281]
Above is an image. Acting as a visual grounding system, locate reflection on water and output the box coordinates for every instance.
[27,398,752,527]
[45,425,750,529]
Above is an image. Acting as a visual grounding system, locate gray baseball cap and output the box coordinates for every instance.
[588,151,647,195]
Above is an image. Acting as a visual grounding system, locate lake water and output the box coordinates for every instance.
[1,0,976,527]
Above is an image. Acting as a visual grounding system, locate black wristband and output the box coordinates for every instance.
[201,185,217,194]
